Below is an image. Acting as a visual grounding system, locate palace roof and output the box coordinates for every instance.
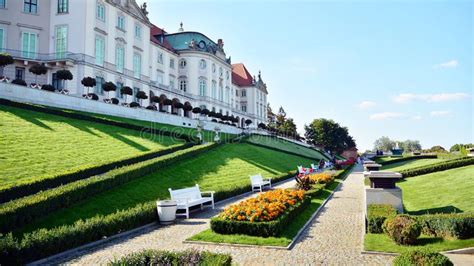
[232,63,254,87]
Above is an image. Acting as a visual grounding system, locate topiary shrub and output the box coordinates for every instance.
[110,98,119,105]
[383,214,421,245]
[11,79,27,86]
[87,93,99,100]
[393,249,453,266]
[367,204,398,233]
[40,84,55,92]
[129,102,140,108]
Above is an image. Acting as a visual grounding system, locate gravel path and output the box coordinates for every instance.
[38,166,394,265]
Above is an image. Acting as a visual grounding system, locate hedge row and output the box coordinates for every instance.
[400,157,474,178]
[210,197,310,237]
[393,249,453,266]
[377,155,438,166]
[0,142,194,203]
[109,249,232,266]
[0,143,217,233]
[366,204,398,233]
[0,170,300,264]
[0,99,195,142]
[242,139,324,161]
[416,213,474,239]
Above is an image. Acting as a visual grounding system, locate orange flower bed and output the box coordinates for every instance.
[219,189,305,222]
[308,172,335,184]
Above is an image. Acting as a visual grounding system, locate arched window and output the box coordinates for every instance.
[212,80,217,99]
[179,59,186,69]
[199,59,207,69]
[225,86,230,103]
[199,79,206,96]
[179,79,187,91]
[219,67,223,77]
[218,85,224,102]
[212,63,216,73]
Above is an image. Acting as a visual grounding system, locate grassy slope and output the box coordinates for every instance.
[397,165,474,214]
[57,107,237,143]
[188,179,344,246]
[0,105,184,190]
[381,159,445,171]
[17,143,314,234]
[246,135,328,160]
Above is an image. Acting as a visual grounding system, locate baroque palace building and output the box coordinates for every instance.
[0,0,267,127]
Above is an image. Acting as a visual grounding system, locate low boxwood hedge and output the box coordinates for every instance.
[393,249,453,266]
[210,197,310,237]
[416,213,474,239]
[0,170,300,264]
[0,142,194,204]
[377,155,438,166]
[400,157,474,178]
[366,204,398,233]
[108,249,232,266]
[0,143,217,233]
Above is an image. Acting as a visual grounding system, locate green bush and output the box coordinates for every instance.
[367,204,398,233]
[393,249,453,266]
[400,157,474,178]
[0,142,193,204]
[210,198,310,237]
[377,155,438,166]
[383,215,421,245]
[108,249,232,266]
[0,143,216,233]
[416,213,474,239]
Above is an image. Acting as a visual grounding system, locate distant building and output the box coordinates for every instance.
[0,0,267,126]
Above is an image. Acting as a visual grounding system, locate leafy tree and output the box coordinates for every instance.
[423,145,447,153]
[56,69,73,90]
[279,118,298,137]
[450,143,474,152]
[374,136,396,152]
[0,53,14,74]
[29,64,48,84]
[400,140,422,152]
[81,77,96,94]
[305,118,356,154]
[120,86,133,103]
[102,82,116,99]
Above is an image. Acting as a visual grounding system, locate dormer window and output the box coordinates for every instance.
[179,59,186,69]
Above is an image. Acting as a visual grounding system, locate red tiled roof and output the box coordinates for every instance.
[150,24,175,53]
[232,63,253,87]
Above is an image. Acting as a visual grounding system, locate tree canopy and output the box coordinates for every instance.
[304,118,355,154]
[373,137,422,152]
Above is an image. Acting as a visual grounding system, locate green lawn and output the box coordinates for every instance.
[0,105,184,190]
[246,135,328,160]
[375,156,411,163]
[17,143,314,235]
[188,170,351,246]
[365,233,474,253]
[381,159,445,171]
[397,165,474,214]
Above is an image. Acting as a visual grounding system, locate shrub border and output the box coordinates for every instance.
[0,142,194,203]
[376,155,438,166]
[243,139,326,162]
[399,157,474,178]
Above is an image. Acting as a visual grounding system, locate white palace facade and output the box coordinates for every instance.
[0,0,267,127]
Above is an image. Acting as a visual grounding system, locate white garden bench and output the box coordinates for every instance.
[250,174,272,192]
[168,184,214,219]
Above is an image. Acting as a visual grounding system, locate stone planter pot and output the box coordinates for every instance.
[156,200,177,225]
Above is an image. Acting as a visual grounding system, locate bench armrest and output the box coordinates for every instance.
[200,191,215,197]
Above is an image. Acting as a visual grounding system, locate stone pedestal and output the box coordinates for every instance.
[366,188,403,213]
[364,163,382,171]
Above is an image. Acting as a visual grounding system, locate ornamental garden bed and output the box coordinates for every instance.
[187,166,353,247]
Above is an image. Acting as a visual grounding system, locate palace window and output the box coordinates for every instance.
[95,76,105,94]
[115,45,124,73]
[218,85,224,102]
[226,71,229,80]
[225,87,230,103]
[117,15,125,30]
[0,0,5,9]
[96,3,105,21]
[57,0,68,13]
[94,36,105,66]
[199,59,206,69]
[169,58,175,69]
[156,72,163,84]
[52,73,63,90]
[133,52,141,78]
[21,32,37,59]
[179,79,187,91]
[116,82,123,98]
[235,89,239,96]
[219,67,223,77]
[212,63,216,73]
[0,28,5,52]
[55,25,68,59]
[134,24,142,39]
[157,53,163,64]
[241,89,246,97]
[241,105,247,112]
[211,80,217,99]
[24,0,37,14]
[169,79,175,89]
[179,59,186,69]
[199,79,206,96]
[15,67,25,80]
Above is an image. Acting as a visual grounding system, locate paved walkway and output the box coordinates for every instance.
[41,166,393,265]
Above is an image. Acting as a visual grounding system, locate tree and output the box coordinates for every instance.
[81,77,96,94]
[279,118,298,137]
[305,118,356,154]
[56,69,73,90]
[120,86,133,103]
[136,90,148,106]
[423,145,447,153]
[450,143,474,152]
[0,53,14,75]
[399,140,422,152]
[267,103,276,129]
[276,106,286,128]
[373,136,396,152]
[29,64,48,84]
[102,82,116,99]
[245,119,253,126]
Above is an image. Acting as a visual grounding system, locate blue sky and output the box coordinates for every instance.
[140,0,473,151]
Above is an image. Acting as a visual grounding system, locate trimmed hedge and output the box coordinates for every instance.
[393,249,453,266]
[210,197,310,237]
[0,143,217,233]
[377,155,438,166]
[400,157,474,178]
[416,213,474,239]
[243,139,325,161]
[367,204,398,233]
[0,169,300,264]
[383,215,421,245]
[0,142,194,203]
[109,249,232,266]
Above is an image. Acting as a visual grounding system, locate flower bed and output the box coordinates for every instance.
[307,171,336,184]
[210,189,309,237]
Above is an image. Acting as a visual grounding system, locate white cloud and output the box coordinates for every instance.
[369,112,405,120]
[433,60,458,68]
[430,110,452,117]
[356,101,376,109]
[393,92,470,103]
[411,115,423,120]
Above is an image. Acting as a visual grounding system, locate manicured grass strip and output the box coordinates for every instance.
[16,143,314,235]
[375,155,438,165]
[381,159,446,171]
[246,135,329,160]
[399,157,474,178]
[187,167,353,246]
[397,165,474,214]
[364,233,474,253]
[0,104,185,198]
[0,143,216,233]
